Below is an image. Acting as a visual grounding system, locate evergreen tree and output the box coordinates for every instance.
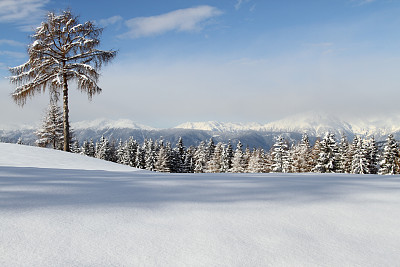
[194,141,207,173]
[351,137,369,174]
[116,140,125,164]
[95,136,113,161]
[338,134,350,173]
[135,145,146,169]
[206,142,224,173]
[230,141,245,173]
[313,133,339,173]
[123,137,137,167]
[368,136,379,174]
[35,103,64,149]
[87,139,96,157]
[70,140,80,154]
[221,140,233,172]
[155,143,171,172]
[291,134,312,173]
[144,139,156,171]
[271,135,289,173]
[247,148,265,173]
[379,134,399,175]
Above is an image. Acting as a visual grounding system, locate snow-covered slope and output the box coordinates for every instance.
[262,112,354,137]
[175,121,264,132]
[175,112,400,138]
[1,143,400,266]
[72,118,155,130]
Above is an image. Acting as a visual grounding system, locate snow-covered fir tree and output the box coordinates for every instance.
[95,136,114,162]
[368,136,379,174]
[135,145,145,169]
[313,133,339,173]
[35,103,64,149]
[230,141,245,173]
[247,148,265,173]
[271,135,289,173]
[123,137,137,167]
[291,134,312,173]
[194,141,207,173]
[379,134,399,175]
[206,142,224,173]
[182,147,195,173]
[338,134,351,173]
[155,143,172,173]
[115,140,125,164]
[351,137,369,174]
[221,140,233,172]
[144,139,156,171]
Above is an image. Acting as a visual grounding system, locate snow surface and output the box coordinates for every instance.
[1,143,400,266]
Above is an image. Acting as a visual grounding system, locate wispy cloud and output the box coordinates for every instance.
[121,5,222,39]
[0,0,49,30]
[0,39,25,47]
[98,15,123,27]
[351,0,377,6]
[0,50,26,58]
[235,0,251,10]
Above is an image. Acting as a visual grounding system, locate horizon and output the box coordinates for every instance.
[1,0,400,129]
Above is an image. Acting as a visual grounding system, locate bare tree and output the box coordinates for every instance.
[9,10,116,151]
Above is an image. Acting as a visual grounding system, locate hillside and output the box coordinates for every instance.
[1,143,400,266]
[3,113,400,151]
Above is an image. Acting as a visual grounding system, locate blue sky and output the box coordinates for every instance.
[1,0,400,128]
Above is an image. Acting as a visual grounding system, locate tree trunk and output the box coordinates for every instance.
[63,74,70,152]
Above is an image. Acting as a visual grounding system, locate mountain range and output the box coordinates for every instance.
[1,113,399,149]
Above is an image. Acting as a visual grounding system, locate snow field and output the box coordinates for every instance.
[0,143,400,266]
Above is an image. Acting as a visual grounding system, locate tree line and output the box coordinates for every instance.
[31,103,400,175]
[62,132,398,175]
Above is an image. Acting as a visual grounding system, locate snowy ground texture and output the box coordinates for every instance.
[1,143,400,266]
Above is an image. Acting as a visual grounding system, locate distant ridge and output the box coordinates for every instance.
[72,118,155,131]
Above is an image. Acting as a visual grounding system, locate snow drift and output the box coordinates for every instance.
[1,143,399,266]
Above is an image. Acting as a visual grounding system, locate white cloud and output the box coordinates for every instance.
[121,5,222,39]
[98,15,123,27]
[351,0,377,5]
[0,0,49,30]
[0,50,25,58]
[235,0,251,10]
[0,39,25,47]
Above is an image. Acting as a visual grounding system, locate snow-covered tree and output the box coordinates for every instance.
[135,145,145,169]
[35,103,64,149]
[351,137,369,174]
[313,133,339,173]
[95,136,113,161]
[171,137,185,173]
[206,142,224,173]
[221,140,233,172]
[247,148,265,173]
[9,10,116,151]
[194,141,207,173]
[338,134,351,173]
[291,134,312,173]
[368,136,379,174]
[271,135,289,173]
[379,134,399,175]
[144,139,156,171]
[155,143,171,173]
[230,141,245,173]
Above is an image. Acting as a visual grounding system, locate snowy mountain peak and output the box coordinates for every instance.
[175,121,264,132]
[72,118,155,131]
[262,112,354,136]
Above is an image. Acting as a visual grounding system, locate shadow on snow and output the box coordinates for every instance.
[0,166,399,210]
